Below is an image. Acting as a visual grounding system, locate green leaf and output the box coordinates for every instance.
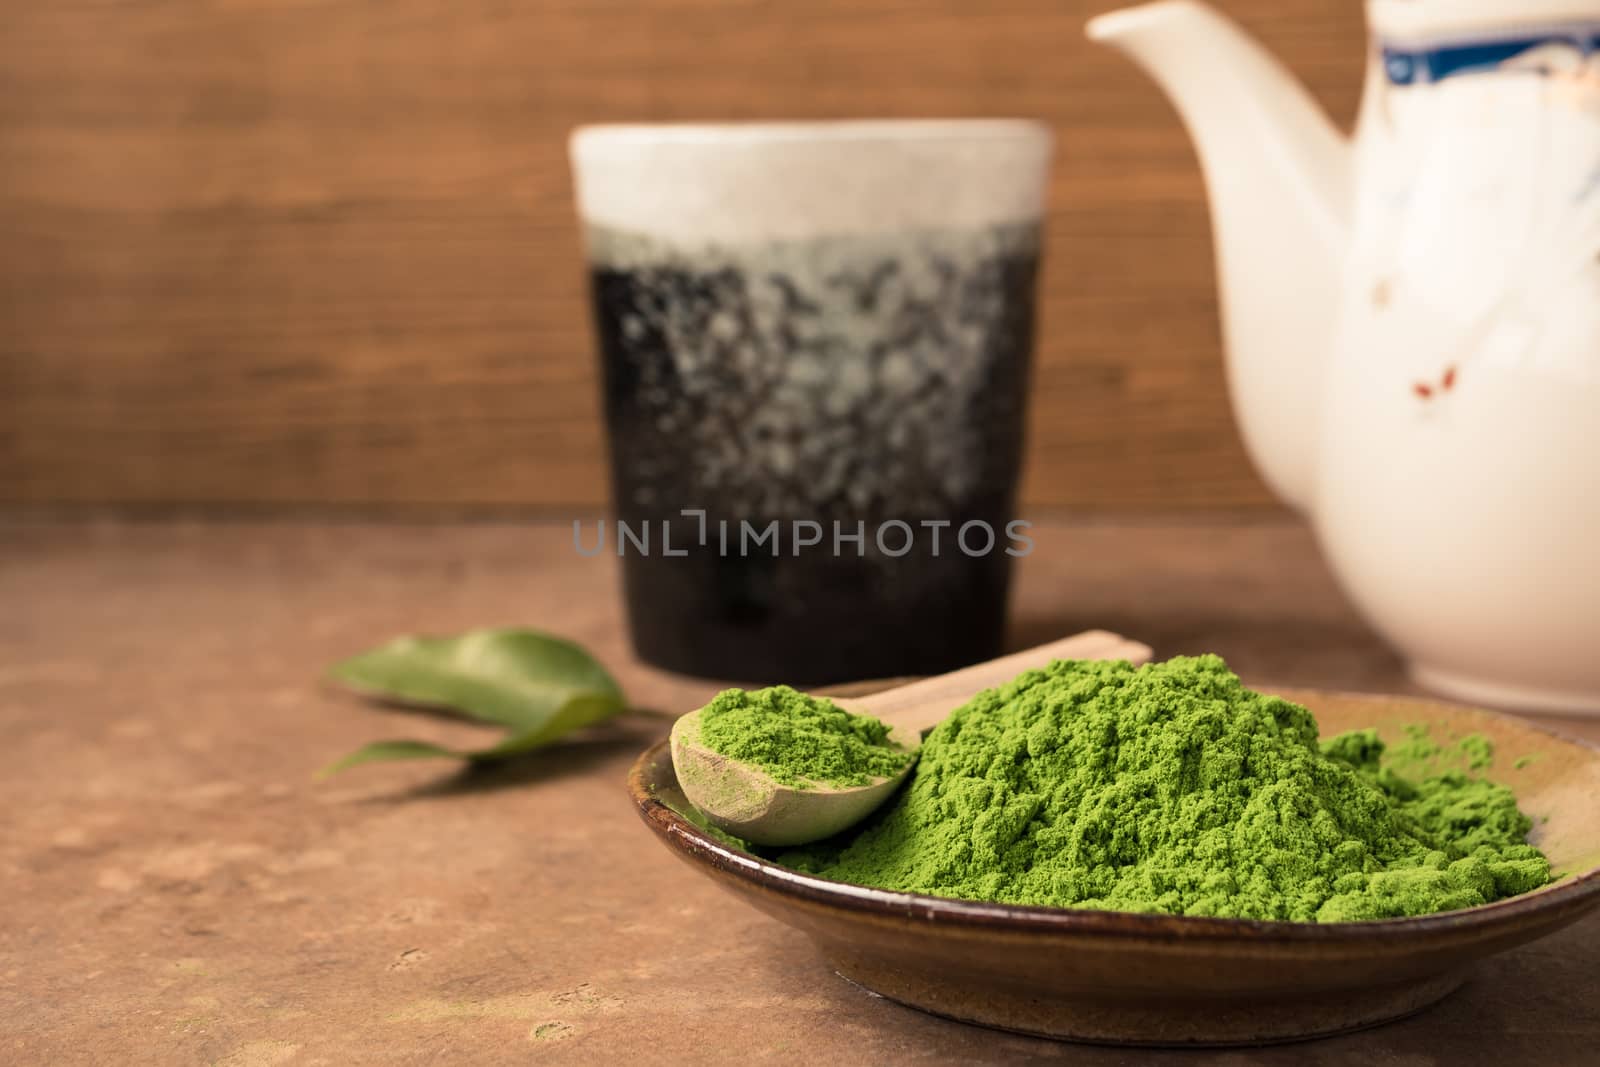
[328,627,622,730]
[322,628,627,775]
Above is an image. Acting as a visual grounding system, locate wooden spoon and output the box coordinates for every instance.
[669,630,1153,847]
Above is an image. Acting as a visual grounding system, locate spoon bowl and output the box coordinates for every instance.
[670,710,919,847]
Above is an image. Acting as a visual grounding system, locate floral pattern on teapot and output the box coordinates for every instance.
[1381,23,1600,89]
[1359,19,1600,399]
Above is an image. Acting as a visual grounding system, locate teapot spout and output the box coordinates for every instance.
[1088,0,1352,513]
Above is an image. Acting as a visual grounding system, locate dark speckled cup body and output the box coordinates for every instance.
[571,122,1053,684]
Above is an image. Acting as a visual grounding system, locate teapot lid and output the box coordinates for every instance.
[1372,0,1600,42]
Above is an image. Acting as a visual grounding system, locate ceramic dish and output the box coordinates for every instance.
[627,687,1600,1046]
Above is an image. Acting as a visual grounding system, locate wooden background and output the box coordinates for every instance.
[0,0,1367,513]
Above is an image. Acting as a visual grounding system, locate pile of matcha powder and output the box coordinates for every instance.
[780,656,1551,922]
[699,685,914,787]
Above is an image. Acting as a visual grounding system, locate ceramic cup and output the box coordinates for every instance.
[569,121,1054,684]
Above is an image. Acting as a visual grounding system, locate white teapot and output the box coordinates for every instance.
[1090,1,1600,712]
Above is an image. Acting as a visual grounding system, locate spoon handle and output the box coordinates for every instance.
[853,630,1153,733]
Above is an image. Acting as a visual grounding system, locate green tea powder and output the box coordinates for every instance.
[783,656,1550,921]
[699,685,914,788]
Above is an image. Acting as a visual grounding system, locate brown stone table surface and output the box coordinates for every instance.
[3,517,1597,1065]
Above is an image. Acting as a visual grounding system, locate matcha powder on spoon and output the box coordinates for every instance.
[782,656,1550,921]
[699,685,914,788]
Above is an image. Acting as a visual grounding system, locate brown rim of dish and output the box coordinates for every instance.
[627,690,1600,943]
